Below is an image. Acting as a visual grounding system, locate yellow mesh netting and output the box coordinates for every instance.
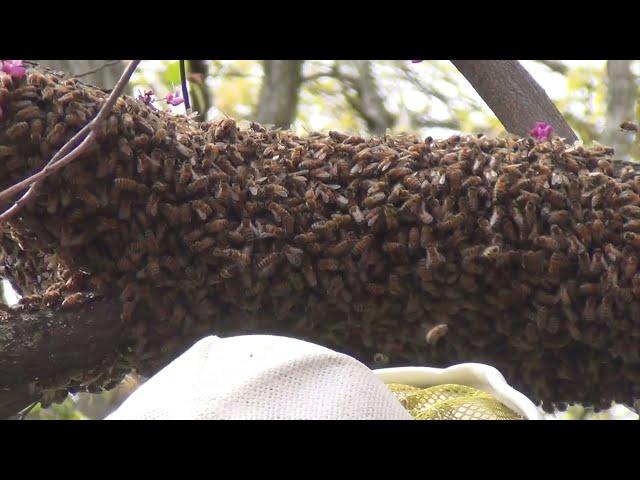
[386,383,524,420]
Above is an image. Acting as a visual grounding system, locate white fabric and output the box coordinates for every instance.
[106,335,413,420]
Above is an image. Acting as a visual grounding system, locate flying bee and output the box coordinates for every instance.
[426,324,449,345]
[620,121,639,132]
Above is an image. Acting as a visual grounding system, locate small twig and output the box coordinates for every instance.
[74,60,124,79]
[17,400,39,420]
[0,60,141,223]
[180,60,191,113]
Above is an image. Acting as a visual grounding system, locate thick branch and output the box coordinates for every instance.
[0,298,122,419]
[451,60,579,142]
[1,66,640,418]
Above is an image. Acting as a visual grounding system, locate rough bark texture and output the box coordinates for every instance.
[345,60,395,135]
[602,60,637,160]
[0,298,122,419]
[254,60,303,128]
[452,60,579,142]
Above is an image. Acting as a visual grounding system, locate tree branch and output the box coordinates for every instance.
[0,60,140,223]
[451,60,579,142]
[0,298,123,419]
[537,60,569,75]
[1,64,640,419]
[339,60,395,135]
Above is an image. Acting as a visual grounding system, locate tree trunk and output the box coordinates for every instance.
[187,60,211,122]
[602,60,636,160]
[345,60,395,135]
[451,60,579,142]
[254,60,304,128]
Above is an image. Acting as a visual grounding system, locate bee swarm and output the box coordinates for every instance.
[2,68,640,412]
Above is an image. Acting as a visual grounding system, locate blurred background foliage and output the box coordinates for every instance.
[5,60,640,420]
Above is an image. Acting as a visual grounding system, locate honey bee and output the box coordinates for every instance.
[191,237,215,253]
[257,252,282,274]
[326,239,356,258]
[317,258,341,271]
[620,121,639,132]
[61,292,89,309]
[114,178,148,195]
[191,200,212,221]
[351,234,374,256]
[301,263,318,287]
[547,251,566,278]
[364,192,387,209]
[426,324,448,345]
[425,244,445,269]
[6,121,29,140]
[77,190,101,209]
[623,232,640,248]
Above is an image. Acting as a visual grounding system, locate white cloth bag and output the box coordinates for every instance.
[106,335,413,420]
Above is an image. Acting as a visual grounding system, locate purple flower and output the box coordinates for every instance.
[530,122,554,141]
[1,60,26,80]
[165,88,184,107]
[137,89,158,109]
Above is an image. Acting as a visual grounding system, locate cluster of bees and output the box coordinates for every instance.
[2,68,640,412]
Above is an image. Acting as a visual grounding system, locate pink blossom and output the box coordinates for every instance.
[165,88,184,107]
[530,121,554,141]
[1,60,26,80]
[137,89,158,109]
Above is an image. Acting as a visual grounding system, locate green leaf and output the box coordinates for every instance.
[163,61,181,90]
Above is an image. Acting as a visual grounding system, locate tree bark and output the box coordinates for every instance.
[254,60,304,128]
[0,298,122,419]
[451,60,579,142]
[602,60,636,159]
[344,60,395,135]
